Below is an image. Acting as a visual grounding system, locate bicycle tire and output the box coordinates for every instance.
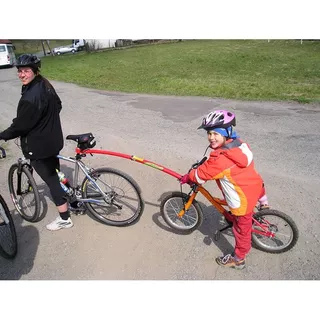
[0,194,18,259]
[160,191,203,234]
[81,167,144,226]
[252,209,299,253]
[8,164,41,222]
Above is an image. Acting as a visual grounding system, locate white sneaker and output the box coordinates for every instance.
[46,217,74,231]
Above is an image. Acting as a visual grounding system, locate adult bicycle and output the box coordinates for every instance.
[7,133,144,227]
[0,146,17,259]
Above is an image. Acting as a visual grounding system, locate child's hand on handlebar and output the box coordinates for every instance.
[179,174,192,185]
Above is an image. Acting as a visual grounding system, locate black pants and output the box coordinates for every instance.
[30,156,67,206]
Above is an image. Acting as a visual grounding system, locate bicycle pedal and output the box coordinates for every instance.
[69,205,86,215]
[214,231,221,241]
[70,210,86,215]
[219,224,232,233]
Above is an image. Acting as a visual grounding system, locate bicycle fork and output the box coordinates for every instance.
[16,158,33,196]
[178,190,197,218]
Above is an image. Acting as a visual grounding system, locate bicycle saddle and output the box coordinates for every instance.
[66,133,96,150]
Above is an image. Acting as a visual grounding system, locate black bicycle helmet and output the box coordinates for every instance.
[16,54,41,70]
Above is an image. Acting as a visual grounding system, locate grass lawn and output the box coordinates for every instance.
[34,40,320,103]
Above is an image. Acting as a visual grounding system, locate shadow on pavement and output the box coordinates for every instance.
[152,191,234,255]
[32,183,49,222]
[0,210,39,280]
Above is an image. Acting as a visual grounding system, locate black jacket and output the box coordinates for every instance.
[0,75,64,159]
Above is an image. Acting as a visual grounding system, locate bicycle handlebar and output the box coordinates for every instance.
[189,156,207,172]
[0,147,6,159]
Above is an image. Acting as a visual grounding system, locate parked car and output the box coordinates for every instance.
[52,45,78,55]
[0,43,16,67]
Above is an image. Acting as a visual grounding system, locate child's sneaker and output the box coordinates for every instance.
[216,253,246,270]
[258,204,270,211]
[46,217,73,231]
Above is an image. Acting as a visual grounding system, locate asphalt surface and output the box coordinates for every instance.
[0,66,319,280]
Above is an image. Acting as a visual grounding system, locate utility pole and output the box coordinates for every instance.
[46,40,53,55]
[41,40,47,56]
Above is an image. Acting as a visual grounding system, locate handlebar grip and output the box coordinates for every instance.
[190,156,207,170]
[198,156,207,165]
[0,147,6,159]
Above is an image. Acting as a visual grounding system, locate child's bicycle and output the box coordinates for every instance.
[160,156,299,254]
[67,139,299,254]
[0,147,18,259]
[7,133,144,227]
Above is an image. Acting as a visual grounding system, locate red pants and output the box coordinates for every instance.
[224,211,253,259]
[222,185,266,259]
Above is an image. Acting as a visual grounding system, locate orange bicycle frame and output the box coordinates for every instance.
[177,185,228,217]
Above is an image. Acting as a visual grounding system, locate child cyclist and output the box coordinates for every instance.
[180,110,269,269]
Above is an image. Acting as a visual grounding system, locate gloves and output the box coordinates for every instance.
[179,174,191,185]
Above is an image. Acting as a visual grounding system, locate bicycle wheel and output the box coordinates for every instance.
[0,194,18,259]
[8,164,41,222]
[81,167,144,226]
[252,209,299,253]
[160,191,203,234]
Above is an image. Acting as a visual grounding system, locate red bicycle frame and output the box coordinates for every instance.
[76,148,182,179]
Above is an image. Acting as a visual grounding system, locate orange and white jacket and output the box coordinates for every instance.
[189,139,263,216]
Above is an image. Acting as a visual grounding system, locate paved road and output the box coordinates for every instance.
[0,66,319,280]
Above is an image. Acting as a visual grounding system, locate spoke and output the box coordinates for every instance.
[91,177,112,191]
[166,198,197,227]
[114,198,137,212]
[253,213,294,250]
[11,169,37,219]
[273,232,291,239]
[85,171,140,222]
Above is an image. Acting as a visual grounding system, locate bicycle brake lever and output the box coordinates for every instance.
[190,182,198,190]
[0,147,6,159]
[190,156,207,170]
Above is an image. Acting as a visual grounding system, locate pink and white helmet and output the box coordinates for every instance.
[197,110,236,130]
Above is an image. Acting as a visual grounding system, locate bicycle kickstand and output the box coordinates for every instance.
[214,222,233,241]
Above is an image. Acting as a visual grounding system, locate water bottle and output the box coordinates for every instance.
[57,170,73,196]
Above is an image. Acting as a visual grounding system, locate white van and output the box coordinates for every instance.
[0,44,16,67]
